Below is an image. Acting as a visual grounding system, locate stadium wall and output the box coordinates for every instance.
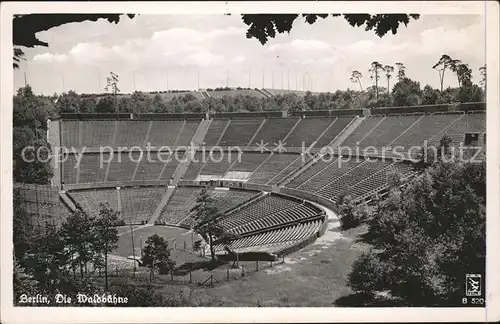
[289,109,364,117]
[372,102,485,115]
[277,187,340,214]
[47,119,62,187]
[211,111,283,118]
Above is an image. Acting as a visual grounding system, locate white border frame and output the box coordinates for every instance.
[1,1,499,323]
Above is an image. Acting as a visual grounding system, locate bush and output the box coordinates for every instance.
[339,196,370,230]
[347,249,385,295]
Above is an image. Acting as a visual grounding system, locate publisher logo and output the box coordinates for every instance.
[465,274,482,297]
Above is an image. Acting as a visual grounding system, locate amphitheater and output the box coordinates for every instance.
[40,102,485,260]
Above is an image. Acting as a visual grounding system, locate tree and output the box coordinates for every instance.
[391,77,422,107]
[479,65,486,91]
[242,14,419,45]
[395,62,406,81]
[105,72,120,112]
[432,54,461,92]
[80,96,98,113]
[95,95,116,113]
[55,90,81,114]
[338,195,370,230]
[369,61,384,99]
[141,234,175,275]
[457,83,483,103]
[13,14,135,69]
[13,126,53,184]
[347,249,385,296]
[383,65,394,93]
[191,187,236,262]
[421,85,439,105]
[13,14,419,69]
[350,70,363,91]
[20,223,69,293]
[13,48,26,69]
[454,63,472,87]
[61,210,97,279]
[352,154,486,305]
[13,259,39,302]
[93,203,120,290]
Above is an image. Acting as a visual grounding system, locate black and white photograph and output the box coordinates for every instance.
[1,1,499,323]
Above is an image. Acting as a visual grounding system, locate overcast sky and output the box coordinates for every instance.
[14,14,485,95]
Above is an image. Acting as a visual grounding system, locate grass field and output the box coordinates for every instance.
[114,225,206,265]
[111,210,370,307]
[152,220,371,307]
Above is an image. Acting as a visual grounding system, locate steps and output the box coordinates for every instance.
[148,186,176,224]
[171,119,212,185]
[329,116,365,148]
[256,88,273,98]
[59,191,77,212]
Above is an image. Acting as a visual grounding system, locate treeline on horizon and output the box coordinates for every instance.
[17,58,485,117]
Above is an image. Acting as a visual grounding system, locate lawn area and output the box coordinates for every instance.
[154,224,371,307]
[114,225,206,266]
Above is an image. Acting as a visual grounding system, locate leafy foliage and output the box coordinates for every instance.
[338,195,370,230]
[347,249,385,295]
[348,152,486,306]
[141,234,176,274]
[242,14,420,45]
[433,54,462,92]
[369,61,384,99]
[191,187,237,262]
[391,77,423,106]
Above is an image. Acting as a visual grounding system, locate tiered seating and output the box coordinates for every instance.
[391,114,462,148]
[70,189,119,216]
[228,152,269,172]
[61,121,79,147]
[285,117,336,148]
[210,189,258,213]
[134,158,164,181]
[159,151,184,180]
[158,91,204,101]
[263,89,310,97]
[79,153,107,183]
[199,151,235,176]
[120,186,166,224]
[436,113,486,147]
[158,186,203,224]
[219,195,300,231]
[251,118,299,145]
[348,161,415,199]
[114,121,149,147]
[106,152,141,182]
[80,121,115,148]
[218,118,264,146]
[176,121,200,146]
[183,152,206,180]
[228,203,319,235]
[247,153,299,184]
[15,183,65,229]
[298,158,361,192]
[203,119,229,146]
[360,115,423,147]
[341,116,385,147]
[207,89,266,99]
[318,159,392,201]
[214,220,322,254]
[267,154,312,185]
[286,157,333,188]
[63,154,78,184]
[147,120,184,147]
[314,116,354,148]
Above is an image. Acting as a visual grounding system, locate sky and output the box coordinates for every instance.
[14,14,486,95]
